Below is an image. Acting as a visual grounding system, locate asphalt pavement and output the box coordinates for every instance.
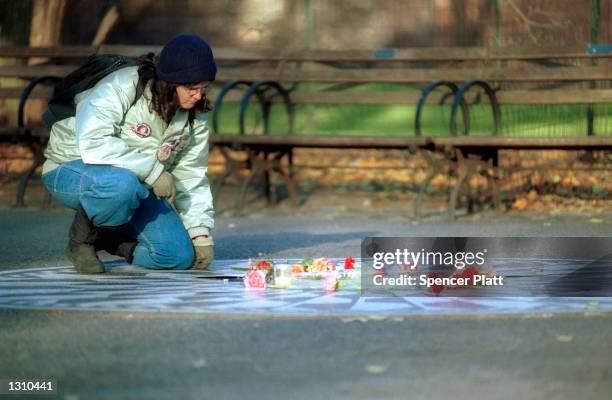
[1,207,611,268]
[0,207,611,400]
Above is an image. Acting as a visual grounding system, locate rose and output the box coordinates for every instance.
[373,266,386,278]
[244,269,267,289]
[254,260,272,270]
[344,257,356,270]
[428,272,444,295]
[452,267,480,286]
[398,263,417,272]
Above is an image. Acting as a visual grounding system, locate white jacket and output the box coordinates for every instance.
[43,66,214,237]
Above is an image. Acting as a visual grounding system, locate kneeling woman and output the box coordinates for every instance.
[42,34,216,273]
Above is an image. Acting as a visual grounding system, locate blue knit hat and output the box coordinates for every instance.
[155,34,217,83]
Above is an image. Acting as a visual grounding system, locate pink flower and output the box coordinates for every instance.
[323,272,339,292]
[244,269,267,289]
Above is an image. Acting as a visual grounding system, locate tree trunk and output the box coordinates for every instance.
[92,5,120,47]
[25,0,67,127]
[29,0,67,65]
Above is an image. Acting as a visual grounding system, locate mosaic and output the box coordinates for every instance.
[0,259,610,317]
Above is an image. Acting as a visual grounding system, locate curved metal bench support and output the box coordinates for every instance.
[446,80,502,219]
[235,81,295,210]
[16,76,62,207]
[415,80,468,137]
[450,80,500,136]
[414,81,468,219]
[211,80,257,207]
[211,80,252,134]
[238,80,294,136]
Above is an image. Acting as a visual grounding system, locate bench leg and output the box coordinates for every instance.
[212,148,249,209]
[16,143,44,207]
[236,162,264,213]
[414,150,436,220]
[288,149,294,179]
[263,157,272,204]
[212,168,233,208]
[448,150,469,221]
[272,157,298,207]
[487,159,502,212]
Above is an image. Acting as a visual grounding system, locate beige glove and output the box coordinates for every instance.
[152,171,176,204]
[192,236,214,270]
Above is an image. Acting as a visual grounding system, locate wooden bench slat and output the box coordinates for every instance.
[433,136,612,149]
[496,89,612,104]
[2,45,611,62]
[0,46,95,58]
[216,66,612,83]
[1,63,610,83]
[3,85,612,107]
[0,65,75,78]
[212,134,429,149]
[0,87,53,99]
[215,89,612,105]
[211,134,612,148]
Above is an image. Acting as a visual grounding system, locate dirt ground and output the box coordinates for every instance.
[1,146,610,218]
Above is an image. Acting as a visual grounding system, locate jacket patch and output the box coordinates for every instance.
[131,123,151,138]
[175,133,191,152]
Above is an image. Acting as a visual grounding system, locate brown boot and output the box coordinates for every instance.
[64,206,105,274]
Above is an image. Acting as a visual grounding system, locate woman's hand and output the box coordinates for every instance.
[192,235,214,270]
[152,171,176,203]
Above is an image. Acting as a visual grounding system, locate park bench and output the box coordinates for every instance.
[210,134,431,213]
[0,45,611,217]
[211,134,612,219]
[206,45,612,217]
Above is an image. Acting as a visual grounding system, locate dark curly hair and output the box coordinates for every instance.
[136,53,212,124]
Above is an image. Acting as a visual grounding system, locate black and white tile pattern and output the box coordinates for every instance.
[0,258,610,316]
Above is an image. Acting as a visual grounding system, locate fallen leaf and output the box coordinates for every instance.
[341,317,369,323]
[192,359,208,368]
[365,315,388,321]
[365,364,388,374]
[556,335,573,343]
[588,218,604,224]
[527,190,538,202]
[513,198,528,211]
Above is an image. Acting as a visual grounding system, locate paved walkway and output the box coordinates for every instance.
[1,210,611,399]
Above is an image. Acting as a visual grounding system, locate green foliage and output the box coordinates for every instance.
[211,85,612,137]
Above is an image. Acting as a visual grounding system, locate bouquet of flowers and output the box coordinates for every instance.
[244,256,358,291]
[243,254,275,289]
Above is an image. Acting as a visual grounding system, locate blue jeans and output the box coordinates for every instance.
[42,160,195,270]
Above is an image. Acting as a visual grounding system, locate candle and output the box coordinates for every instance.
[274,263,292,287]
